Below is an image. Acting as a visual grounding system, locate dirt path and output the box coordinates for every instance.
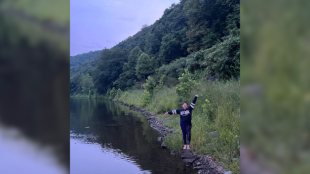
[112,100,226,174]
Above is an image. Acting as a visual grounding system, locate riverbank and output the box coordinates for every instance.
[111,79,240,173]
[112,100,224,174]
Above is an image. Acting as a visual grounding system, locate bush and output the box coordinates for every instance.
[143,76,156,94]
[139,90,151,107]
[154,73,167,93]
[115,88,123,100]
[202,98,215,121]
[175,69,200,99]
[119,91,129,101]
[109,87,117,99]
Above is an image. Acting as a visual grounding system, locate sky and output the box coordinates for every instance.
[70,0,180,56]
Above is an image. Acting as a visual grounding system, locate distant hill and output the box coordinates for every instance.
[70,50,101,68]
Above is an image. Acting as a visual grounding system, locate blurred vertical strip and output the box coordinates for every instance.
[0,0,69,174]
[241,0,310,174]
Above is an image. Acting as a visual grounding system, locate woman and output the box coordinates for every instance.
[165,94,198,150]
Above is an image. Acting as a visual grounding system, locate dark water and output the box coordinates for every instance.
[70,98,196,174]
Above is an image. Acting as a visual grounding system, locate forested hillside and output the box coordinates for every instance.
[70,50,101,68]
[70,0,240,96]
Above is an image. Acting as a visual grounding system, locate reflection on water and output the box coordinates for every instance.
[70,98,196,174]
[0,6,69,173]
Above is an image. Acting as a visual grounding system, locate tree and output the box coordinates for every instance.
[95,48,128,93]
[135,53,154,79]
[175,69,200,98]
[109,87,117,99]
[80,73,94,96]
[143,76,156,94]
[141,24,149,30]
[114,46,143,89]
[158,33,182,64]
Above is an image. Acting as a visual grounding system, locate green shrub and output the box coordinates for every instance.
[175,69,200,99]
[202,98,215,121]
[114,88,123,100]
[143,76,156,94]
[154,73,167,93]
[119,91,129,101]
[139,90,151,107]
[109,87,117,99]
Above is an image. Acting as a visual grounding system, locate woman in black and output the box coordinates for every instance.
[165,95,198,150]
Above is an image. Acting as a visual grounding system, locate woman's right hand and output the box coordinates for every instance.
[164,112,168,116]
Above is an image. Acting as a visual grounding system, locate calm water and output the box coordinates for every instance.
[70,98,196,174]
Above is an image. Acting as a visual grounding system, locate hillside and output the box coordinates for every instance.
[70,50,101,68]
[70,0,240,95]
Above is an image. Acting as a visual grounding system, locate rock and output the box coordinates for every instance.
[207,75,216,81]
[207,131,218,137]
[209,162,217,168]
[157,137,162,141]
[170,150,175,156]
[224,172,233,174]
[181,151,194,159]
[194,162,202,166]
[183,158,195,164]
[193,165,204,170]
[161,142,166,149]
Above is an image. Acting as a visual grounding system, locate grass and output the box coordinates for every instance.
[115,79,240,173]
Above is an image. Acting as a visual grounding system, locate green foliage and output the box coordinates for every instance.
[200,29,240,79]
[119,91,129,101]
[80,73,94,96]
[139,90,151,107]
[184,0,240,53]
[70,50,101,68]
[95,48,128,93]
[143,76,156,94]
[109,87,117,100]
[175,69,200,98]
[114,46,143,89]
[215,103,240,160]
[154,73,167,93]
[159,73,167,86]
[70,0,240,99]
[135,53,154,79]
[106,88,111,96]
[202,98,215,121]
[116,79,240,173]
[115,88,123,100]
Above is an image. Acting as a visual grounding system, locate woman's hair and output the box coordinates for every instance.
[183,101,188,105]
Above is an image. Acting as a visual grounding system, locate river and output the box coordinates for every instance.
[70,98,196,174]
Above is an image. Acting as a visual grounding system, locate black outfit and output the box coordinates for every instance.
[168,96,197,145]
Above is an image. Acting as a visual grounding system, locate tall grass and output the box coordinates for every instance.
[117,79,240,173]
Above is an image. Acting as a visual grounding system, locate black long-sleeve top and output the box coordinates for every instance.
[168,96,197,124]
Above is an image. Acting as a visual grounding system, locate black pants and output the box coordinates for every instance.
[180,122,191,145]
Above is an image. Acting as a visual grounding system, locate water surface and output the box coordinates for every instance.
[70,98,196,174]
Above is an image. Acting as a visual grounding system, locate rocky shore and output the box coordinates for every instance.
[112,100,227,174]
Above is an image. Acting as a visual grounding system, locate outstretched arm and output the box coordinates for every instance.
[165,109,179,116]
[190,94,198,109]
